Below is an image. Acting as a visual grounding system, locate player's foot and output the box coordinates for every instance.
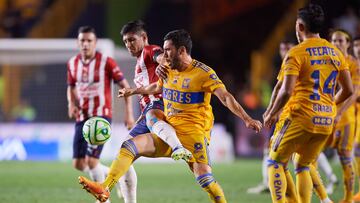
[115,181,123,199]
[326,175,339,195]
[353,192,360,202]
[171,146,192,162]
[79,176,110,202]
[246,183,269,194]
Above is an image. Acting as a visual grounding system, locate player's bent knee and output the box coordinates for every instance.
[294,165,310,174]
[121,139,139,157]
[267,159,285,168]
[73,159,87,171]
[192,162,212,177]
[87,157,100,169]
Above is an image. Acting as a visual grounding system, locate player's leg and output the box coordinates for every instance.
[268,119,296,203]
[284,165,297,203]
[309,161,332,203]
[145,101,192,161]
[247,147,270,193]
[72,119,91,174]
[353,113,360,201]
[181,132,226,203]
[353,142,360,201]
[247,129,273,194]
[190,162,226,203]
[317,152,338,194]
[335,124,355,203]
[296,133,330,203]
[79,133,172,202]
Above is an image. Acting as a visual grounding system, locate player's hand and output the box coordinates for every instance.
[124,115,135,130]
[68,103,79,118]
[244,118,262,133]
[118,88,136,97]
[155,64,169,80]
[264,113,278,129]
[262,109,270,121]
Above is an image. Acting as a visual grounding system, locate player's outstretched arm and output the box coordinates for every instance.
[118,82,162,98]
[213,87,262,133]
[264,74,297,128]
[263,80,283,120]
[118,79,135,129]
[335,69,354,105]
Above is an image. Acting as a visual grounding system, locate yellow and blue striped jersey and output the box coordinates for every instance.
[157,59,225,134]
[279,38,348,134]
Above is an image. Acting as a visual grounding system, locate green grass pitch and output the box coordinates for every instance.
[0,159,347,202]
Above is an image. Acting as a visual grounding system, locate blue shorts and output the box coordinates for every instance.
[72,117,111,159]
[129,100,164,137]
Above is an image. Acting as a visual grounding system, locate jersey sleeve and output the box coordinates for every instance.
[106,57,124,83]
[282,49,302,76]
[144,45,163,64]
[277,64,285,81]
[67,62,76,86]
[202,68,225,93]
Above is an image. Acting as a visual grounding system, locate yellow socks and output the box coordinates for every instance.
[295,166,312,203]
[340,156,354,201]
[268,160,287,203]
[196,173,227,203]
[284,168,297,203]
[102,140,138,190]
[309,163,328,200]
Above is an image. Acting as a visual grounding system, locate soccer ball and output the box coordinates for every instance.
[82,117,111,145]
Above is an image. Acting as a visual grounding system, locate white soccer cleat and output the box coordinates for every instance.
[171,146,193,162]
[247,183,269,194]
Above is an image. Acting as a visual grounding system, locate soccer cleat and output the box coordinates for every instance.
[246,183,269,194]
[171,146,193,162]
[353,192,360,202]
[79,176,110,202]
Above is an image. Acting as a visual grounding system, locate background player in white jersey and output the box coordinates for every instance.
[67,26,136,203]
[120,20,192,161]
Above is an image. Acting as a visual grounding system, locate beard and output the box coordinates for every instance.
[171,54,182,69]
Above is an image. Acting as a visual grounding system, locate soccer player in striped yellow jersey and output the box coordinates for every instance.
[79,29,262,203]
[351,36,360,202]
[264,4,354,203]
[330,29,360,203]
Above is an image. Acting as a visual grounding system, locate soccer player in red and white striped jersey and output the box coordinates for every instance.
[67,26,135,203]
[120,20,192,160]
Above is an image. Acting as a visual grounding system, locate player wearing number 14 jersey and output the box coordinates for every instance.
[264,4,354,203]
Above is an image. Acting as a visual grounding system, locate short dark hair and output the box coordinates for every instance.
[163,29,192,54]
[297,4,325,34]
[78,26,96,36]
[120,20,146,36]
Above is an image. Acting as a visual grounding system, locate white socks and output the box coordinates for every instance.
[262,149,269,185]
[119,165,137,203]
[317,152,336,182]
[89,163,106,182]
[151,120,182,150]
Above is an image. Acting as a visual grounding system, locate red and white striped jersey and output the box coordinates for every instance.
[134,45,162,110]
[67,51,124,121]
